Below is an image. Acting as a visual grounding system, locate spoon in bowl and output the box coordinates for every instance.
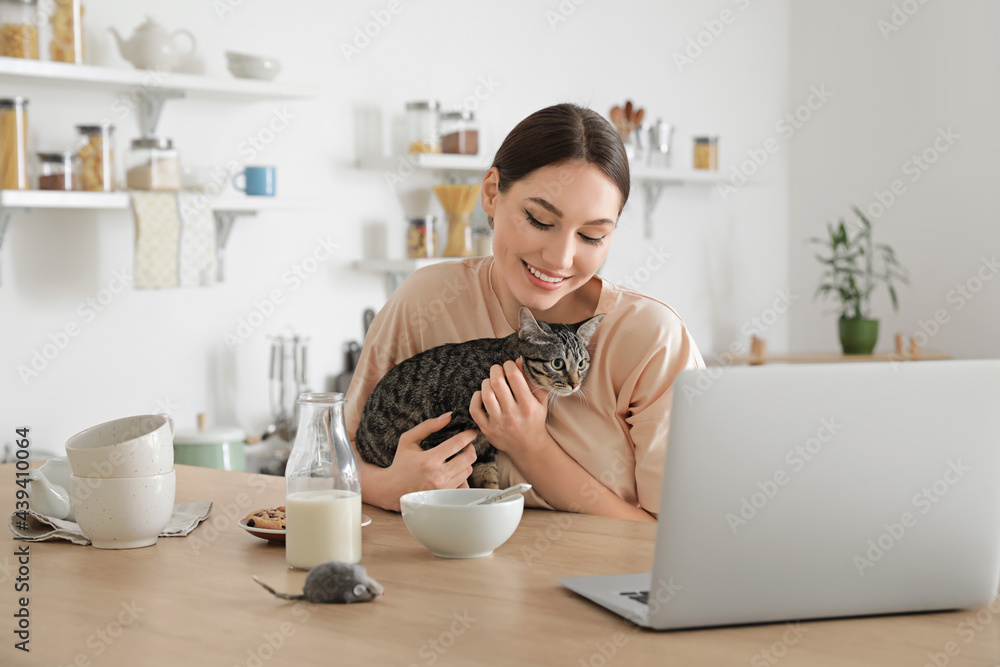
[468,483,532,506]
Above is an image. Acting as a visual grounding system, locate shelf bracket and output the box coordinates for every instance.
[0,209,12,287]
[213,210,256,282]
[137,90,186,137]
[641,182,666,239]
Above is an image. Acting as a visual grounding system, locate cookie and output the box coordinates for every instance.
[245,507,285,530]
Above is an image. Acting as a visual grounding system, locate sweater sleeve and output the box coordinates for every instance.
[611,302,704,513]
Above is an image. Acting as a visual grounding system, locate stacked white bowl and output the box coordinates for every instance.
[64,415,176,549]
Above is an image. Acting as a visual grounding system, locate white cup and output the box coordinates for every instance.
[66,414,174,478]
[71,471,176,549]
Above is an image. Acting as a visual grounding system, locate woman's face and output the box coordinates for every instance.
[482,160,621,317]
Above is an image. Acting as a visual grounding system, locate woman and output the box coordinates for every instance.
[345,103,703,521]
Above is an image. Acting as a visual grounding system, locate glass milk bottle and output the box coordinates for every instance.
[285,393,362,569]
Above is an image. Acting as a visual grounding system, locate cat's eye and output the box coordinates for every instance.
[551,359,565,370]
[578,360,588,370]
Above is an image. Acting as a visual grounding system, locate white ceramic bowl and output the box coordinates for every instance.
[400,489,524,558]
[225,51,281,81]
[65,414,174,478]
[71,470,176,549]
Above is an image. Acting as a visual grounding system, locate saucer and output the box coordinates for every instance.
[239,515,372,543]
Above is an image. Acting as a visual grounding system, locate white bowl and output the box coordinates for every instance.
[65,414,174,478]
[71,471,175,549]
[400,489,524,558]
[225,51,281,81]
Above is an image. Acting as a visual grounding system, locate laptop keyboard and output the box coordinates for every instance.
[619,590,649,605]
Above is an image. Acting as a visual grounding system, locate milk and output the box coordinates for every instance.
[286,489,362,569]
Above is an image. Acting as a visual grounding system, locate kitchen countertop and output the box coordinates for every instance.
[2,464,999,666]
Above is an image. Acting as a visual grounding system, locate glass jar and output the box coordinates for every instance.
[76,123,114,192]
[693,136,719,170]
[49,0,84,63]
[406,216,435,258]
[442,210,473,257]
[285,393,362,570]
[0,97,29,190]
[440,110,478,155]
[37,151,79,191]
[0,0,39,59]
[406,100,440,154]
[126,137,181,191]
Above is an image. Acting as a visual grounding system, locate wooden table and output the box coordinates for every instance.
[3,464,1000,666]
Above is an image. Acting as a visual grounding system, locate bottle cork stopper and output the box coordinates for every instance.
[197,413,208,431]
[895,334,904,356]
[909,336,920,358]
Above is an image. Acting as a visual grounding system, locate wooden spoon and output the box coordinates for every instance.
[633,108,645,129]
[624,100,634,124]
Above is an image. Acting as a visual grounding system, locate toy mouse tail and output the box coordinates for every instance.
[253,575,301,601]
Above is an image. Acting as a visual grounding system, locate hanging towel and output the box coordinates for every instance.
[178,192,217,287]
[131,191,181,289]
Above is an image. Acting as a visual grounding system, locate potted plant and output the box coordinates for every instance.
[809,206,908,354]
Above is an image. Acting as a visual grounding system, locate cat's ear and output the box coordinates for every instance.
[574,314,605,347]
[517,307,550,344]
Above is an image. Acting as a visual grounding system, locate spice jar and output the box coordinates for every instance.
[49,0,83,63]
[406,100,441,154]
[126,137,181,191]
[76,123,115,192]
[406,216,435,258]
[37,151,79,191]
[693,136,719,170]
[0,97,29,190]
[0,0,39,59]
[440,110,478,155]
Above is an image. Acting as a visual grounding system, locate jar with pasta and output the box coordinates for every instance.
[76,124,115,192]
[49,0,83,63]
[0,97,29,191]
[0,0,39,59]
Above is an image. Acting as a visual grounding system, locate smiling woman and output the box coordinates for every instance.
[345,103,704,521]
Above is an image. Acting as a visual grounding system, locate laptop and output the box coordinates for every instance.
[560,360,1000,630]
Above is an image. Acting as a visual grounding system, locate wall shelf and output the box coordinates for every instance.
[0,57,317,100]
[354,257,478,294]
[0,57,317,137]
[358,153,724,237]
[0,190,327,284]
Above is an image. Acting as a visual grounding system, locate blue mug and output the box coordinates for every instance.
[232,166,275,196]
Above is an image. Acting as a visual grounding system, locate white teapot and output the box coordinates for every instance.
[109,17,197,72]
[26,458,74,521]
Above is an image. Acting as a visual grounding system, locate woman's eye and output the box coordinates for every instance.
[525,211,551,230]
[551,359,564,370]
[579,234,605,246]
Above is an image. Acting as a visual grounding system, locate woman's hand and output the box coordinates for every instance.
[469,359,549,457]
[365,413,478,512]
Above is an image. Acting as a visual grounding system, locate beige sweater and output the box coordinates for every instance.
[345,257,704,513]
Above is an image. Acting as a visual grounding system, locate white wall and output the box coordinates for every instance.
[0,0,791,456]
[788,1,1000,358]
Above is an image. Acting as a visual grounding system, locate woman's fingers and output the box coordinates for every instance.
[480,377,503,417]
[400,411,454,447]
[504,359,540,405]
[489,364,516,411]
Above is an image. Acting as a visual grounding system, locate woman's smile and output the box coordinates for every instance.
[523,260,568,289]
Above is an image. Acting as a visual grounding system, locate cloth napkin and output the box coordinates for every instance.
[7,502,213,546]
[178,192,217,287]
[131,191,181,289]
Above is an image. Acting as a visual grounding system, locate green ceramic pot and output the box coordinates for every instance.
[839,318,879,355]
[173,426,247,471]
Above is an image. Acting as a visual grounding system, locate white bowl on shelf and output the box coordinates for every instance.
[225,51,282,81]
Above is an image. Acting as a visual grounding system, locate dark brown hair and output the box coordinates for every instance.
[488,103,630,226]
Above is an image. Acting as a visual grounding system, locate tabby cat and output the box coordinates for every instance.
[355,307,604,489]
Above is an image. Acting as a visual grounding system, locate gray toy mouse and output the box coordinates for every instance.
[253,561,384,604]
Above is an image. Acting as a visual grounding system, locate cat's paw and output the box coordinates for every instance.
[470,462,500,489]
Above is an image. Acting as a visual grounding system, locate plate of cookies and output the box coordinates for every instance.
[240,506,372,543]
